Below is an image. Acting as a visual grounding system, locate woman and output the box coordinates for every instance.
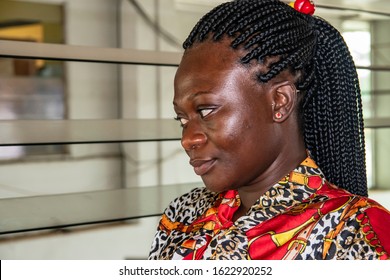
[149,0,390,260]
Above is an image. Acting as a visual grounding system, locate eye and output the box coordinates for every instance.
[199,108,213,118]
[174,116,189,127]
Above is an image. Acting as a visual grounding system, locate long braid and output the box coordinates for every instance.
[183,0,367,196]
[305,19,367,196]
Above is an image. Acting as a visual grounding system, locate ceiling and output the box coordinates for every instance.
[175,0,390,20]
[316,0,390,14]
[314,0,390,20]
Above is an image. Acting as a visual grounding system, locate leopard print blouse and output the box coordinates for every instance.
[149,157,390,260]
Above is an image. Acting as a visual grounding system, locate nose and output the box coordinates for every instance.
[181,121,207,152]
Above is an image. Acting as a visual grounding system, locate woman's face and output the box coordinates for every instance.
[173,40,284,193]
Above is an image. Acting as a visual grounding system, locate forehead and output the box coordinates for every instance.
[178,40,242,75]
[174,40,250,96]
[172,41,275,114]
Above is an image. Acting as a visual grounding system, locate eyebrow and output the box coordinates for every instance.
[173,91,214,106]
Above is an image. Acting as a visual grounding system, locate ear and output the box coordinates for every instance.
[271,81,298,123]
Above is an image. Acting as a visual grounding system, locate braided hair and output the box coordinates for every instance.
[183,0,367,196]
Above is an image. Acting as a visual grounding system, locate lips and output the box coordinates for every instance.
[189,159,216,176]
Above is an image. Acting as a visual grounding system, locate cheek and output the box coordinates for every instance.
[223,115,274,163]
[215,116,259,156]
[212,117,246,152]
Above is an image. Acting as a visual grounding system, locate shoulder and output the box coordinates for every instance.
[336,193,390,258]
[149,187,216,260]
[353,195,390,230]
[359,197,390,257]
[322,183,390,224]
[163,186,218,224]
[316,185,390,259]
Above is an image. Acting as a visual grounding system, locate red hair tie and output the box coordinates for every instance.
[289,0,316,16]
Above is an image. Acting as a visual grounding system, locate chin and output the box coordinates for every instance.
[201,177,233,193]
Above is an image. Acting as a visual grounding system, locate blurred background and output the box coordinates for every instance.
[0,0,389,259]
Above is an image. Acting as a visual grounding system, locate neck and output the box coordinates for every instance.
[234,128,306,221]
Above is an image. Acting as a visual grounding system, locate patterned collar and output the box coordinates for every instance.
[234,156,326,231]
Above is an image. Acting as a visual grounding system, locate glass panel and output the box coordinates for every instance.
[0,143,122,199]
[0,1,63,44]
[0,119,181,146]
[0,139,200,199]
[0,74,65,159]
[0,183,198,235]
[0,0,65,159]
[369,128,390,190]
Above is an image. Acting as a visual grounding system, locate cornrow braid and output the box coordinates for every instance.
[182,0,367,196]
